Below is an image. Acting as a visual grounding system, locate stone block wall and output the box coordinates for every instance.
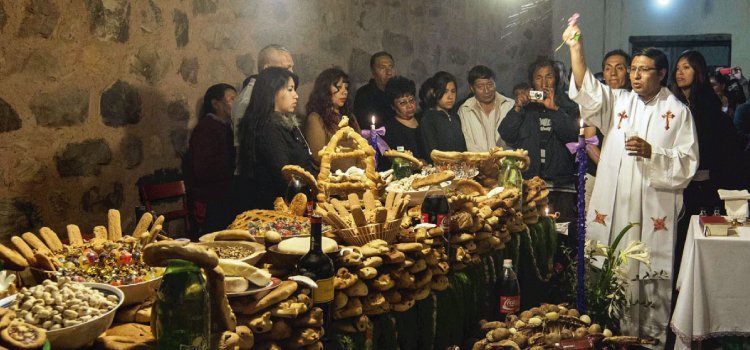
[0,0,552,240]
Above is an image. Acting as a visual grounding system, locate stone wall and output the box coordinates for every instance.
[0,0,553,239]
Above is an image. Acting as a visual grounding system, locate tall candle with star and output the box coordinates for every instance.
[576,119,587,313]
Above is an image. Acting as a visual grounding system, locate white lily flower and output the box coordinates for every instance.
[585,239,608,257]
[620,240,651,266]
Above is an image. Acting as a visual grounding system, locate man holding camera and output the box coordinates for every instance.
[499,57,580,227]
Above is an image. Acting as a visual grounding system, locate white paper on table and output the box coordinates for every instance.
[718,189,750,200]
[718,189,750,220]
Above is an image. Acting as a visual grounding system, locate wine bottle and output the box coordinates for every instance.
[295,214,334,336]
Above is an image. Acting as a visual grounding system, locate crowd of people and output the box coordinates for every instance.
[181,24,750,345]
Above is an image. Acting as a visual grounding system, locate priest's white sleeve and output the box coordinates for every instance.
[645,108,699,190]
[568,69,616,135]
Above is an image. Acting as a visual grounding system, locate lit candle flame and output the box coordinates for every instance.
[545,207,549,216]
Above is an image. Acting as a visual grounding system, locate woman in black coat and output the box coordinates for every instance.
[420,71,467,162]
[238,67,314,210]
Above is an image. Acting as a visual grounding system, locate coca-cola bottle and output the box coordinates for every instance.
[421,185,452,259]
[496,259,520,320]
[285,175,314,217]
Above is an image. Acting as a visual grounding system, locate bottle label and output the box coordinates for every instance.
[421,213,448,228]
[314,277,334,303]
[499,295,520,314]
[306,201,315,217]
[439,214,450,232]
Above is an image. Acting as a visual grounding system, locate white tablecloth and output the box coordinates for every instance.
[670,216,750,349]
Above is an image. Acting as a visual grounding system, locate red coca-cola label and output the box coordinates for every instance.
[499,295,520,314]
[440,214,450,232]
[421,213,447,226]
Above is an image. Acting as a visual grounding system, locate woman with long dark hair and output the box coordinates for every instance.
[667,51,742,345]
[184,83,237,236]
[238,67,313,210]
[420,71,466,161]
[303,68,361,169]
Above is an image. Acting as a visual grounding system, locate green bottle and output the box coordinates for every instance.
[392,146,413,179]
[154,259,210,350]
[501,158,523,211]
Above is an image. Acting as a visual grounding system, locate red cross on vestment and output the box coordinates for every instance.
[617,111,628,129]
[662,111,674,130]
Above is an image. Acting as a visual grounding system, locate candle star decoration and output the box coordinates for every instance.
[594,210,607,226]
[652,216,667,232]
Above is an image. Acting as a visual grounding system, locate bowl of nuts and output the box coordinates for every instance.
[11,278,124,349]
[195,241,266,266]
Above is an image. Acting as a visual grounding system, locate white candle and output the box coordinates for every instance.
[371,116,376,130]
[545,207,549,217]
[579,119,584,136]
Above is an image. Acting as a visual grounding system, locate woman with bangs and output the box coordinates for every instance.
[420,71,467,162]
[304,68,361,170]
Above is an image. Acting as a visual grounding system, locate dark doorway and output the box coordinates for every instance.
[629,34,732,73]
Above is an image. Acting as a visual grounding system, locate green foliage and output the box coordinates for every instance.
[564,223,650,327]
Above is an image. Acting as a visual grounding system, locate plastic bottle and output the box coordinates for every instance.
[496,259,520,320]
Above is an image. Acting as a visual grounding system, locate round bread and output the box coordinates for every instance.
[281,165,317,190]
[411,170,455,189]
[452,178,487,195]
[383,149,422,168]
[225,276,250,293]
[277,237,338,254]
[1,322,46,349]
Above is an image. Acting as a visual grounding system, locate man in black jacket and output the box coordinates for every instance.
[499,58,579,234]
[354,51,395,128]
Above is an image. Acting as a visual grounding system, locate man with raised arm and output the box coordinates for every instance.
[564,20,698,344]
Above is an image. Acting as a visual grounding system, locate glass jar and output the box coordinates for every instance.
[154,259,210,350]
[391,146,413,180]
[501,158,523,211]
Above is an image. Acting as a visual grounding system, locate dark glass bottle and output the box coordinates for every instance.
[154,259,210,350]
[285,175,314,217]
[295,215,334,336]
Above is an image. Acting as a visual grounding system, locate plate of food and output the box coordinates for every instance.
[194,240,265,266]
[219,259,276,298]
[385,170,456,205]
[226,277,281,298]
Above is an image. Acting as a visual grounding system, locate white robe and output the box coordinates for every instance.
[570,69,699,345]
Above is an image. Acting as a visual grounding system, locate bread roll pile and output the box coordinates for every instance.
[328,239,450,329]
[472,303,659,350]
[229,280,325,349]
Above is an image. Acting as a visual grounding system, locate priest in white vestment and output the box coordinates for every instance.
[563,23,699,345]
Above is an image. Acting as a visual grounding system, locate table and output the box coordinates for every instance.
[670,216,750,349]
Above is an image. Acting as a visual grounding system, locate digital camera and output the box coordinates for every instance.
[529,90,545,101]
